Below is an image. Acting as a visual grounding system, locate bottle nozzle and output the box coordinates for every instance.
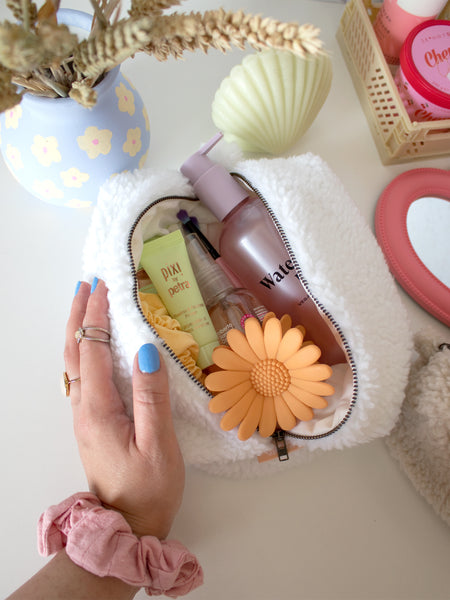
[180,132,248,222]
[198,132,223,156]
[180,132,224,185]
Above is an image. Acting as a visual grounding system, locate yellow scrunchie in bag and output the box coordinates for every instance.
[139,292,204,383]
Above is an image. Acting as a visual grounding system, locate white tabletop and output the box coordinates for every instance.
[1,1,449,598]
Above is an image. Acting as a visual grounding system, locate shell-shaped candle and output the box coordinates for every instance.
[211,49,332,155]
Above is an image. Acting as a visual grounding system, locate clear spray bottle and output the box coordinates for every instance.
[184,232,268,345]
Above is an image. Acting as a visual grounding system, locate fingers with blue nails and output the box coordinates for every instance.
[64,278,184,540]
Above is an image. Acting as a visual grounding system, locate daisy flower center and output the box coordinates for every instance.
[251,359,291,397]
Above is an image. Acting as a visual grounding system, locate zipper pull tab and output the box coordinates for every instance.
[272,430,289,461]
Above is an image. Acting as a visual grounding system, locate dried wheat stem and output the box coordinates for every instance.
[69,80,98,107]
[34,69,70,96]
[21,0,30,30]
[0,22,44,73]
[129,0,181,18]
[142,9,324,61]
[73,16,155,78]
[74,8,323,79]
[101,0,122,26]
[0,65,23,110]
[12,73,59,97]
[6,0,38,29]
[89,0,109,30]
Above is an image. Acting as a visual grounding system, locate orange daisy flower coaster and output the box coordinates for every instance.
[204,316,335,441]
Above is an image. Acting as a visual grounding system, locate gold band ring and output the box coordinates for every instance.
[75,326,111,344]
[61,371,81,397]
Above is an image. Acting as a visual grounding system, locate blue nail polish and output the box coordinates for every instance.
[90,277,99,294]
[138,343,160,373]
[74,281,81,296]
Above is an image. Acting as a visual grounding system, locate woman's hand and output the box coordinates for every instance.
[64,278,185,539]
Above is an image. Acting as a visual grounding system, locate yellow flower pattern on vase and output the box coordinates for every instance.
[5,144,23,170]
[4,105,22,129]
[123,75,136,91]
[143,107,150,132]
[123,127,142,157]
[0,67,149,208]
[32,179,64,200]
[65,198,92,209]
[116,82,135,116]
[31,135,62,167]
[60,167,90,188]
[77,126,112,159]
[139,150,148,169]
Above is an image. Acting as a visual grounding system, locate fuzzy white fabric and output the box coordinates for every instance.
[386,333,450,526]
[82,151,413,478]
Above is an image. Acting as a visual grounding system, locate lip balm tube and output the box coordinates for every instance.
[140,229,219,369]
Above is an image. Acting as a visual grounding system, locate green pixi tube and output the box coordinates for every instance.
[140,229,219,370]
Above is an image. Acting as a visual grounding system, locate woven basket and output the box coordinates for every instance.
[336,0,450,165]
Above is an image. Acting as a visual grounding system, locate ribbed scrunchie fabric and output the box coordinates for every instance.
[37,492,203,597]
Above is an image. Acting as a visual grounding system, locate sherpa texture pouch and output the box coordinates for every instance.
[82,151,413,478]
[386,334,450,526]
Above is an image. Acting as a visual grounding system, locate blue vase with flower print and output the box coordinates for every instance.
[0,10,150,208]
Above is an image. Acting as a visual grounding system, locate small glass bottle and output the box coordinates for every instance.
[185,232,268,345]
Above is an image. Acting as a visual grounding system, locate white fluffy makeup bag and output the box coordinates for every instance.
[82,150,413,478]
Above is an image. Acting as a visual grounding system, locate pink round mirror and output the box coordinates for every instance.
[375,168,450,327]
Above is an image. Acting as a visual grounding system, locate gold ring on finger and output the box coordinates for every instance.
[75,326,111,344]
[61,372,81,397]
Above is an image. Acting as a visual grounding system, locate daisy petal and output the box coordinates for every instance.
[296,324,306,337]
[262,312,277,329]
[290,379,335,396]
[238,394,264,440]
[212,346,253,371]
[208,380,253,413]
[274,395,297,431]
[220,388,256,431]
[283,344,321,370]
[290,364,333,381]
[204,370,251,392]
[287,384,328,408]
[279,314,292,333]
[276,327,304,363]
[263,317,282,358]
[227,328,259,364]
[244,317,267,360]
[281,389,314,421]
[258,396,277,437]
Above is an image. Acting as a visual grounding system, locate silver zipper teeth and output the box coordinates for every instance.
[127,195,213,396]
[127,177,359,441]
[231,173,359,441]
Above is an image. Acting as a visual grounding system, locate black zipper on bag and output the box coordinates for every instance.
[272,430,290,461]
[230,174,359,449]
[127,177,359,461]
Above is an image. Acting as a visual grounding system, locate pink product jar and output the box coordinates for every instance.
[394,20,450,122]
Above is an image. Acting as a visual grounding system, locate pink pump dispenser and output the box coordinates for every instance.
[180,133,248,221]
[180,133,345,365]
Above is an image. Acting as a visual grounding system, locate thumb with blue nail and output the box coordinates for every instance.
[131,342,185,539]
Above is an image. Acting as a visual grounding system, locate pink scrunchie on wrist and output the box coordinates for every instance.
[37,492,203,597]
